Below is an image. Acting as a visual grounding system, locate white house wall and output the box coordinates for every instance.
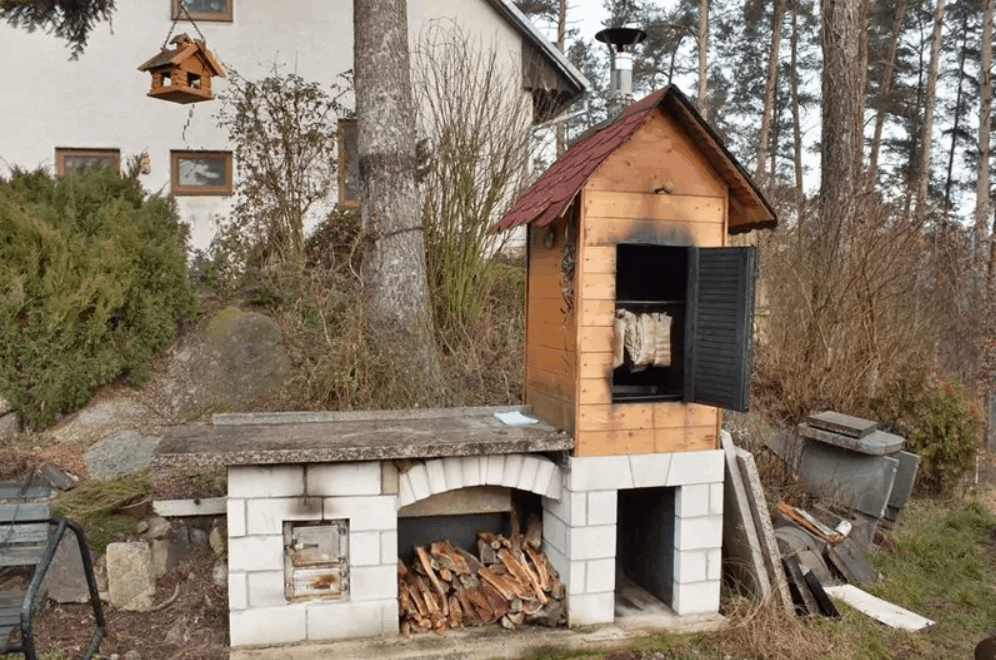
[0,0,529,253]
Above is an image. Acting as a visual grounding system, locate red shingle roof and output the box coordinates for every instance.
[494,85,776,235]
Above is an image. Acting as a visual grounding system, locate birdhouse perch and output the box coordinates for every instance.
[138,33,224,104]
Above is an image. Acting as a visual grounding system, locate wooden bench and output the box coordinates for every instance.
[0,480,105,660]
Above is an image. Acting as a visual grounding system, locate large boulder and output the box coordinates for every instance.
[84,430,161,479]
[106,542,155,611]
[166,308,291,421]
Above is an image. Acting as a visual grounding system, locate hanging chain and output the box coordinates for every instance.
[162,0,209,49]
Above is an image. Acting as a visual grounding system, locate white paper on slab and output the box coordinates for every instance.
[825,584,935,631]
[493,411,539,426]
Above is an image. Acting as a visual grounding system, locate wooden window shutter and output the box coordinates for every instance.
[684,246,757,412]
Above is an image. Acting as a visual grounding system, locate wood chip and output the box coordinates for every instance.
[398,559,409,579]
[439,567,452,582]
[508,611,525,625]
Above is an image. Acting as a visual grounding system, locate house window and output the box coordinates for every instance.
[170,150,233,195]
[172,0,232,22]
[55,148,120,177]
[338,119,360,207]
[612,244,757,412]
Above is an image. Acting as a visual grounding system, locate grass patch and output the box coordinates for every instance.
[51,471,147,554]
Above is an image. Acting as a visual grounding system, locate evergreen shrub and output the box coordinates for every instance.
[0,167,197,430]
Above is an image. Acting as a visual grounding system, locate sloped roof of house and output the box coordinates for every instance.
[138,34,225,77]
[494,85,777,235]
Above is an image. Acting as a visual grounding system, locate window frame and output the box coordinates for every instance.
[337,118,360,207]
[55,148,120,177]
[170,150,233,196]
[171,0,233,22]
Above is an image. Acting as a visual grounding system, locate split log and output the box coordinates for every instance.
[415,575,440,618]
[447,594,463,628]
[524,545,552,591]
[478,539,498,565]
[455,547,483,575]
[431,540,468,574]
[439,567,452,582]
[550,578,566,600]
[398,559,409,579]
[415,546,449,617]
[407,578,428,619]
[525,513,542,549]
[401,620,411,640]
[479,566,517,600]
[458,572,481,589]
[499,549,547,604]
[500,615,514,629]
[463,584,496,623]
[508,611,525,625]
[399,581,412,617]
[479,581,510,619]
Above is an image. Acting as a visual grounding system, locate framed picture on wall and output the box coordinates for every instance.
[171,150,233,195]
[55,148,120,177]
[172,0,233,22]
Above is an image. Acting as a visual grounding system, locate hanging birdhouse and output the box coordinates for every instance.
[138,33,224,104]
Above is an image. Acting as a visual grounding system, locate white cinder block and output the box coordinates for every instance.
[382,598,400,634]
[533,460,557,500]
[227,498,246,537]
[406,463,431,502]
[542,508,568,555]
[461,456,482,486]
[230,604,307,646]
[709,482,724,515]
[442,457,464,491]
[247,570,286,607]
[351,565,397,601]
[707,548,722,581]
[629,453,672,488]
[380,530,398,565]
[568,456,633,491]
[675,515,723,551]
[324,496,396,532]
[350,531,381,566]
[228,571,247,610]
[671,580,721,615]
[545,466,563,500]
[501,454,524,488]
[544,490,585,527]
[306,463,381,497]
[229,465,304,498]
[228,535,283,572]
[246,497,322,535]
[568,592,615,626]
[381,461,399,495]
[666,450,724,487]
[307,600,383,640]
[586,491,618,526]
[674,549,708,584]
[426,459,448,495]
[484,455,505,485]
[543,542,569,590]
[517,456,541,492]
[585,557,615,593]
[567,524,616,561]
[675,484,710,519]
[398,474,416,508]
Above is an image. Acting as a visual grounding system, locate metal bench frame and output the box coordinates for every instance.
[2,514,105,660]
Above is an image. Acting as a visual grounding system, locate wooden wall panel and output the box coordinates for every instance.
[577,404,654,432]
[527,389,575,434]
[526,368,575,402]
[579,300,615,327]
[574,429,655,456]
[586,190,724,223]
[528,321,576,352]
[582,246,615,274]
[582,217,724,248]
[579,326,614,353]
[655,426,719,453]
[578,351,614,380]
[578,377,610,405]
[526,345,573,376]
[653,404,719,429]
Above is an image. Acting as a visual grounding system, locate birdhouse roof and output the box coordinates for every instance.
[494,85,777,235]
[138,34,225,77]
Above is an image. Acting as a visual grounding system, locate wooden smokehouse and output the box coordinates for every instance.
[496,85,777,457]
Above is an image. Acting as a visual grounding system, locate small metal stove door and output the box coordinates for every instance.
[284,520,349,601]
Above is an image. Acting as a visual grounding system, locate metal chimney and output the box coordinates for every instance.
[595,27,647,117]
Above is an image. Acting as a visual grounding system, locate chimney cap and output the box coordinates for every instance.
[595,27,647,52]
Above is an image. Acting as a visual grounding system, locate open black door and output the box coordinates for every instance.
[683,246,756,412]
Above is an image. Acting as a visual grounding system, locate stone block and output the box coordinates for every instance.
[568,456,633,491]
[675,483,710,518]
[706,548,722,582]
[380,530,397,565]
[246,497,322,535]
[351,565,396,600]
[800,423,904,456]
[229,571,247,610]
[766,430,804,470]
[426,459,448,494]
[150,537,175,578]
[544,464,563,500]
[806,411,878,438]
[629,452,672,488]
[0,413,20,440]
[666,450,724,486]
[542,508,568,555]
[674,549,708,584]
[349,531,381,567]
[398,473,416,507]
[567,524,616,560]
[584,557,615,593]
[675,515,723,551]
[381,598,399,634]
[586,491,618,526]
[441,457,463,491]
[84,430,160,478]
[324,496,396,532]
[230,604,307,646]
[228,535,283,572]
[544,490,585,527]
[247,570,286,607]
[226,498,246,538]
[721,432,770,603]
[517,456,542,492]
[544,543,585,596]
[229,465,304,498]
[533,459,558,499]
[0,393,10,415]
[307,600,385,640]
[799,439,899,518]
[45,534,89,603]
[461,456,482,486]
[153,497,226,517]
[406,463,431,502]
[106,542,155,612]
[306,462,381,497]
[484,455,505,485]
[888,451,920,510]
[381,461,399,495]
[567,591,614,626]
[709,482,724,515]
[501,454,524,488]
[671,580,720,615]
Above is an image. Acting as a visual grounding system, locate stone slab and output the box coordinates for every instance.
[825,537,876,585]
[799,424,904,456]
[807,411,878,438]
[85,430,161,478]
[719,432,770,602]
[0,413,20,440]
[106,542,155,611]
[154,407,573,467]
[765,430,804,470]
[888,451,920,510]
[44,534,89,603]
[825,585,934,630]
[153,497,227,517]
[782,553,818,616]
[799,439,899,518]
[735,448,793,614]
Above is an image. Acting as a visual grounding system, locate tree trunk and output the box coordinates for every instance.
[556,0,568,156]
[354,0,444,404]
[866,0,907,189]
[790,0,805,229]
[698,0,710,120]
[755,0,786,182]
[943,12,970,225]
[914,0,946,221]
[977,0,993,265]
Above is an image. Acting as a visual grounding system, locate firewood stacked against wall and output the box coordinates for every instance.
[397,514,566,637]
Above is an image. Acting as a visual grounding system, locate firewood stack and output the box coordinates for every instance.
[397,513,567,637]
